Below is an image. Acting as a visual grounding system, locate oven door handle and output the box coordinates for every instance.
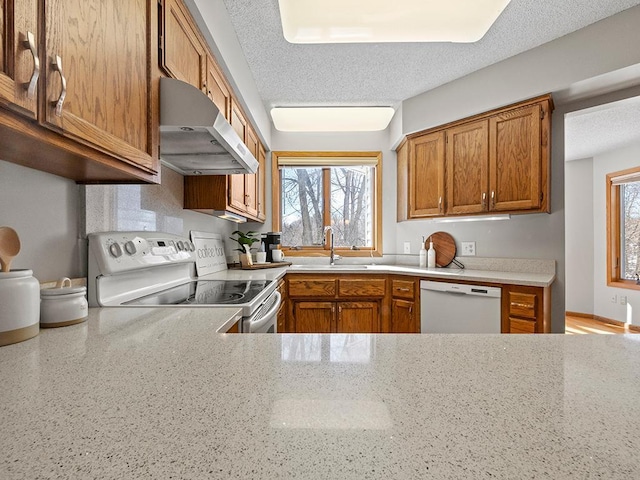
[248,291,281,333]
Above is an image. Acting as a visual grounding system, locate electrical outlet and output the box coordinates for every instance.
[620,295,627,305]
[403,242,411,254]
[611,294,618,303]
[461,241,476,256]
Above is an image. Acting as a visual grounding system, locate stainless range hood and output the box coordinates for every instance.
[159,77,258,175]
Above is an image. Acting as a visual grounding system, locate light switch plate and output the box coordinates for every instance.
[461,241,476,256]
[403,242,411,254]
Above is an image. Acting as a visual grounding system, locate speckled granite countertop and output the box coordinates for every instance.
[207,263,554,287]
[287,264,555,287]
[2,307,639,479]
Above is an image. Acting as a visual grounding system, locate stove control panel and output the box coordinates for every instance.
[89,231,197,275]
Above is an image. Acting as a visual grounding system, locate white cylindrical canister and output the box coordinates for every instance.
[0,269,40,346]
[40,277,88,328]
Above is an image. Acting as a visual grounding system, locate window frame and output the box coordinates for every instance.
[606,165,640,290]
[271,151,383,257]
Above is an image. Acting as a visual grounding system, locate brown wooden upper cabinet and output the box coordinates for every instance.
[43,0,155,172]
[408,130,445,218]
[0,0,158,183]
[257,143,267,221]
[0,0,39,118]
[398,95,552,220]
[446,120,489,215]
[205,54,231,120]
[160,0,205,90]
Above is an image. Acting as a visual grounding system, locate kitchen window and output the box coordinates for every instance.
[271,152,382,257]
[607,166,640,289]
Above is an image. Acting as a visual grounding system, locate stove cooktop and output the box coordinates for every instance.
[124,280,272,307]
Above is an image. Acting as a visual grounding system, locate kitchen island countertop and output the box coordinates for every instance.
[1,307,639,479]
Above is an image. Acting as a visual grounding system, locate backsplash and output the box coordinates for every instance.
[83,165,236,256]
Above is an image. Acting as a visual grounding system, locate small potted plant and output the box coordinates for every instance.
[229,230,261,267]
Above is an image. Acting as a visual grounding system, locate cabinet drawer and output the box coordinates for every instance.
[509,317,537,334]
[288,279,336,298]
[338,279,386,297]
[392,279,415,300]
[509,292,537,319]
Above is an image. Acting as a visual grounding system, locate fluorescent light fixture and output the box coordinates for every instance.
[212,211,247,223]
[432,214,511,223]
[271,107,395,132]
[278,0,512,44]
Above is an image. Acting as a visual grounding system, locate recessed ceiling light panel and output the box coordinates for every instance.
[279,0,512,44]
[271,107,395,132]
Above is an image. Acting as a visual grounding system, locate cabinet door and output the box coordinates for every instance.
[205,54,230,119]
[257,143,267,221]
[229,100,248,211]
[338,302,379,333]
[293,301,334,333]
[161,0,205,90]
[390,299,418,333]
[43,0,155,171]
[409,131,445,217]
[489,104,541,211]
[446,119,489,215]
[0,0,38,117]
[244,126,259,218]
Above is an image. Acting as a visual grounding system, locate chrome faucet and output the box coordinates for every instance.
[323,226,342,265]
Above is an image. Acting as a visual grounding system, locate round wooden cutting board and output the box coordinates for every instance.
[425,231,457,267]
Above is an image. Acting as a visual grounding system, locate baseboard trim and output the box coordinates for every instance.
[565,311,593,319]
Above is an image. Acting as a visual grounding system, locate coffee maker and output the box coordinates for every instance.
[262,232,281,262]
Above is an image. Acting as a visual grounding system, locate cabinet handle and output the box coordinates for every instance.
[491,190,496,209]
[22,31,40,99]
[396,287,410,292]
[482,192,487,209]
[51,55,67,117]
[438,196,443,213]
[510,302,533,309]
[409,306,413,314]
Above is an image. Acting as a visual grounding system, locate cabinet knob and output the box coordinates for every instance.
[51,55,67,117]
[22,31,40,99]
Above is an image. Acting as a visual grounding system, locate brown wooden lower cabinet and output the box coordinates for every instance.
[338,302,379,333]
[502,284,551,334]
[291,300,380,334]
[283,273,550,335]
[390,298,418,333]
[293,301,334,333]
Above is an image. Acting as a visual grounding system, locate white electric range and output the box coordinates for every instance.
[87,231,280,333]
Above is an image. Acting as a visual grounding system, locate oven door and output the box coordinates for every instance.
[242,290,281,333]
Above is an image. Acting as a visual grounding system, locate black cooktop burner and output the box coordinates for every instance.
[124,279,272,306]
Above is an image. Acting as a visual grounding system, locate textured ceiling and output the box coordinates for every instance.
[221,0,640,110]
[565,96,640,161]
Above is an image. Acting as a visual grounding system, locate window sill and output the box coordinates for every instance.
[282,248,382,258]
[607,279,640,291]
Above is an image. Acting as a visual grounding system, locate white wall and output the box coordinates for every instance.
[402,5,640,136]
[0,160,83,282]
[0,160,238,282]
[83,166,237,260]
[565,158,595,314]
[593,143,640,325]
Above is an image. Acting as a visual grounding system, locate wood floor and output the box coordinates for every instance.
[565,315,635,334]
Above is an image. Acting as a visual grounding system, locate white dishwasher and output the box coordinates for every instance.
[420,280,502,333]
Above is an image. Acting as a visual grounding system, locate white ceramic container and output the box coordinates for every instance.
[0,269,40,346]
[40,278,88,328]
